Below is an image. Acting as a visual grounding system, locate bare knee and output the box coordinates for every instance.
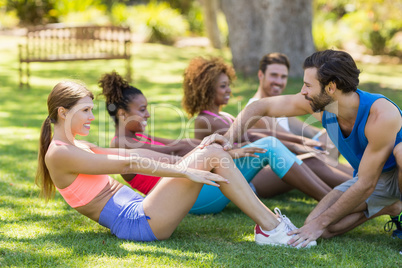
[384,201,402,216]
[201,144,231,160]
[321,230,336,239]
[155,232,173,241]
[198,144,233,170]
[151,226,175,241]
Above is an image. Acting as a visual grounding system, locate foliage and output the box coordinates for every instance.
[341,2,402,55]
[185,0,204,35]
[160,0,193,15]
[110,1,191,43]
[2,0,401,56]
[312,5,344,50]
[109,2,130,25]
[130,1,189,44]
[53,0,109,25]
[54,0,104,14]
[217,11,228,46]
[5,0,58,26]
[58,7,109,25]
[152,0,206,36]
[0,8,19,28]
[313,0,402,55]
[102,0,131,12]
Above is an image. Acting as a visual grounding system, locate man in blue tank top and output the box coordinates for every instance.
[199,49,402,248]
[247,52,334,153]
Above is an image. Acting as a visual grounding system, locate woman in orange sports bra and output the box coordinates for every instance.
[36,80,316,247]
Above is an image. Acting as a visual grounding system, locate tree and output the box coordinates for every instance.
[201,0,222,49]
[221,0,315,78]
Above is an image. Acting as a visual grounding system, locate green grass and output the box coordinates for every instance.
[1,35,401,267]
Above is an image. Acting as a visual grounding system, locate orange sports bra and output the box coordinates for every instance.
[50,140,110,208]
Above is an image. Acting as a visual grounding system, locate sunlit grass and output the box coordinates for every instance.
[1,35,401,267]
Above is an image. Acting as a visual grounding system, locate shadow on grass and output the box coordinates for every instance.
[1,185,401,266]
[1,230,235,266]
[1,211,400,267]
[0,141,38,176]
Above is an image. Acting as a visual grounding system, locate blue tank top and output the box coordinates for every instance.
[322,89,402,176]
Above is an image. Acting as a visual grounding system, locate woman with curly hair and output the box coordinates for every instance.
[182,56,351,199]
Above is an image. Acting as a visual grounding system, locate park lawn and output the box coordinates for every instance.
[0,35,401,267]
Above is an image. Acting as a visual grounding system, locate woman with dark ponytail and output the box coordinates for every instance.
[35,80,316,247]
[99,71,206,198]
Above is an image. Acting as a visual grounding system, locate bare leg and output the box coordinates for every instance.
[250,166,293,198]
[334,162,354,176]
[252,162,331,200]
[303,189,367,238]
[304,189,402,238]
[323,201,402,238]
[394,143,402,193]
[303,157,352,188]
[281,163,331,201]
[143,145,279,240]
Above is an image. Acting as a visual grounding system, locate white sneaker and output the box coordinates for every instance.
[254,208,317,248]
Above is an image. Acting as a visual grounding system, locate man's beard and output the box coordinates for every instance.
[306,91,333,112]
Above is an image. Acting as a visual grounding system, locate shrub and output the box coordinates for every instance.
[388,31,402,57]
[186,0,204,36]
[5,0,57,26]
[130,1,189,45]
[313,1,402,56]
[110,2,130,25]
[54,0,109,25]
[342,9,401,55]
[58,7,109,25]
[0,9,19,28]
[312,13,344,50]
[217,11,228,46]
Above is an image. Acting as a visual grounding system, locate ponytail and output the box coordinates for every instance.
[35,117,55,201]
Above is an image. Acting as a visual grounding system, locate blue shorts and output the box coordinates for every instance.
[189,136,302,214]
[99,185,158,241]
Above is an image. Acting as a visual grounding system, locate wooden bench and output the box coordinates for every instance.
[19,24,132,88]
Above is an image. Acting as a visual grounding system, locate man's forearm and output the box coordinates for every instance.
[305,190,342,224]
[310,180,375,228]
[224,102,266,143]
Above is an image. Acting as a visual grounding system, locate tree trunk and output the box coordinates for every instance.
[221,0,315,78]
[202,0,222,49]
